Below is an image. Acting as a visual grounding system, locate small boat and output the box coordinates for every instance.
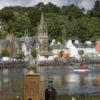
[73,69,91,72]
[73,65,94,72]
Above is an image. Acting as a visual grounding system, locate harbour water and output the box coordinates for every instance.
[39,66,100,100]
[0,64,100,99]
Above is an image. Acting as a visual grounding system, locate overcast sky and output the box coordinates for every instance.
[0,0,99,10]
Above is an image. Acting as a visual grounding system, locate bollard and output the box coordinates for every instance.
[45,78,57,100]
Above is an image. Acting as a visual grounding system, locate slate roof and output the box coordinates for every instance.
[16,36,36,49]
[51,43,69,50]
[39,51,53,56]
[73,43,95,48]
[0,36,40,50]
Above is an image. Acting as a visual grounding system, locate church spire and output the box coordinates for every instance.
[38,12,48,37]
[37,12,49,51]
[40,12,45,26]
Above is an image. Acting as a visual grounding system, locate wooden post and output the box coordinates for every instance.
[23,66,40,100]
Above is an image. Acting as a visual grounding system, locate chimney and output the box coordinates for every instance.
[85,41,91,45]
[68,40,72,44]
[75,40,79,44]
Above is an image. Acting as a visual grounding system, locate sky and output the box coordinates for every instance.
[0,0,99,10]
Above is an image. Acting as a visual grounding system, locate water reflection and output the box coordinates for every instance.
[0,65,100,99]
[0,68,24,99]
[39,66,100,94]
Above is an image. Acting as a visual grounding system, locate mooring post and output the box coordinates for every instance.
[45,78,57,100]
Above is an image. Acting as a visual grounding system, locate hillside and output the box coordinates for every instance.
[0,1,100,42]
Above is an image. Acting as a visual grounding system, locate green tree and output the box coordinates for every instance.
[16,50,24,58]
[1,7,15,23]
[78,50,84,57]
[43,2,60,13]
[0,3,100,42]
[13,13,31,36]
[28,8,41,26]
[31,48,37,58]
[90,0,100,18]
[1,48,9,57]
[0,31,7,39]
[59,50,64,58]
[61,4,85,19]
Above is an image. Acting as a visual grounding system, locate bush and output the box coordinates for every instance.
[31,48,37,58]
[16,50,24,58]
[1,48,9,57]
[78,50,84,57]
[59,50,64,58]
[0,32,7,39]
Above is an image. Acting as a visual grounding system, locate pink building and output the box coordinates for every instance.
[96,40,100,54]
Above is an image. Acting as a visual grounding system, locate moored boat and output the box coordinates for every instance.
[73,65,95,72]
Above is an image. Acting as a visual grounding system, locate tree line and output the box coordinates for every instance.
[0,0,100,42]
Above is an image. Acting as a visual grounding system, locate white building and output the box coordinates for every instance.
[50,42,70,58]
[66,40,79,58]
[65,40,97,59]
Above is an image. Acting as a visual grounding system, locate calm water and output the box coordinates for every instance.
[39,66,100,99]
[0,67,24,99]
[0,65,100,99]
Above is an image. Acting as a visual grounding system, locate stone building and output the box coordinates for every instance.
[1,34,17,57]
[37,13,49,52]
[0,13,54,60]
[37,13,54,61]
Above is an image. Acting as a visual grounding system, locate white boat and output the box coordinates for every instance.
[73,65,95,72]
[73,69,91,72]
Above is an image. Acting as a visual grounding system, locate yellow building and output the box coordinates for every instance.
[51,43,70,58]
